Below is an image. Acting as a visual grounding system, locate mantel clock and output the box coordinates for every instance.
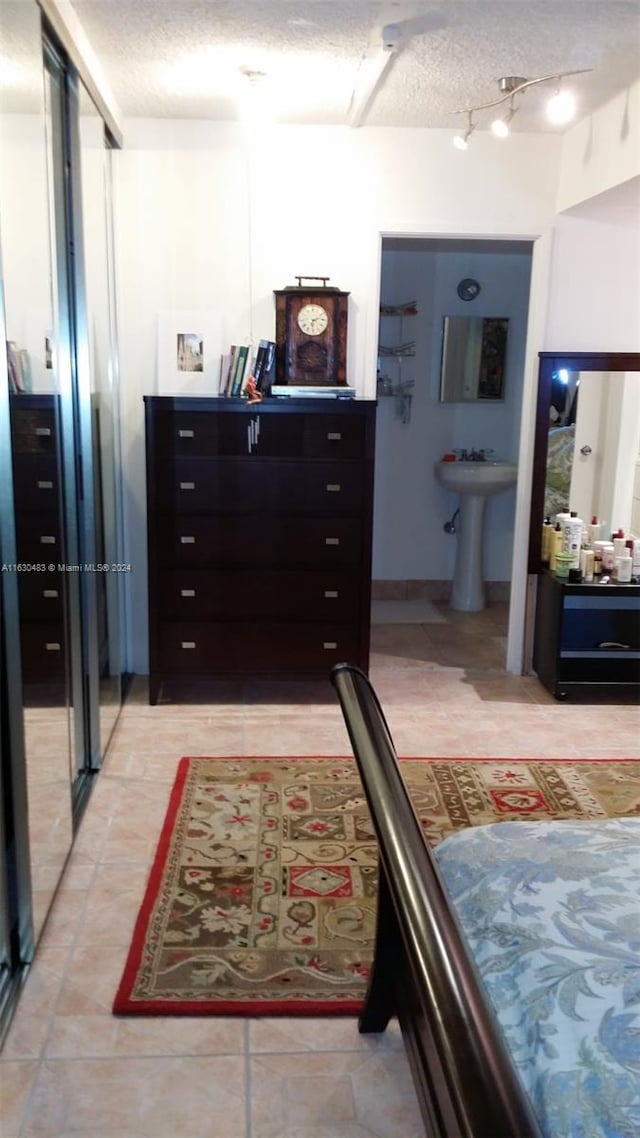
[274,276,349,385]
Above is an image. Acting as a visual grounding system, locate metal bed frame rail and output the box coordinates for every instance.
[331,663,543,1138]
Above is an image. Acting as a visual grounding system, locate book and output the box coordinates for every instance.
[222,346,237,395]
[230,345,249,395]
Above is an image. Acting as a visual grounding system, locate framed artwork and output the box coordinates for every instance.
[157,310,221,395]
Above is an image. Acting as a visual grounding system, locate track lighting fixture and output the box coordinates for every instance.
[451,69,591,148]
[453,113,476,150]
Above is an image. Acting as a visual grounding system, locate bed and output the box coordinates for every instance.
[331,663,640,1138]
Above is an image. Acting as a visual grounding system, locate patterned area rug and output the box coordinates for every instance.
[113,756,640,1016]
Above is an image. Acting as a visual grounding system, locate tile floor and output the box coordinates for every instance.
[2,601,639,1137]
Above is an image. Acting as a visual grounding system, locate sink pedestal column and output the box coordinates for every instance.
[451,495,487,612]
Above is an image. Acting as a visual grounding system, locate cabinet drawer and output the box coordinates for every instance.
[20,623,66,682]
[154,459,363,514]
[157,621,361,674]
[14,512,63,563]
[10,406,58,454]
[12,454,60,512]
[18,573,64,621]
[155,515,362,568]
[151,409,366,460]
[157,569,360,620]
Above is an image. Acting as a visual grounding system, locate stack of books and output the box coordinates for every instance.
[220,340,275,396]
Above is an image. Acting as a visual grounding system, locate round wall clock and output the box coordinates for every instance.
[457,278,481,302]
[274,277,349,385]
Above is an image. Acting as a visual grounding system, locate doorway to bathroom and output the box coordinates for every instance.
[371,236,534,659]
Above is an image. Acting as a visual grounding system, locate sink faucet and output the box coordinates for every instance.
[454,448,495,462]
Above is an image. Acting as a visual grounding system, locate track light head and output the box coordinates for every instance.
[450,68,590,147]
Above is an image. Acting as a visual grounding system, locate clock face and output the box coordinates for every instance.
[457,278,481,302]
[297,303,329,336]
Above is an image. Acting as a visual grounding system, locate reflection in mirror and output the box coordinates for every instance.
[530,354,640,572]
[544,371,640,533]
[439,316,508,402]
[77,81,122,758]
[1,0,74,941]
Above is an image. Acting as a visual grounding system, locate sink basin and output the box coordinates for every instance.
[434,460,518,612]
[435,460,518,497]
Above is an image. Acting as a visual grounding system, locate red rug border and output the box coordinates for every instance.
[113,754,639,1018]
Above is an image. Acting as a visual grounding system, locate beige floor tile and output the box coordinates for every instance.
[0,1060,39,1138]
[249,1016,404,1053]
[20,1055,247,1137]
[250,1050,423,1138]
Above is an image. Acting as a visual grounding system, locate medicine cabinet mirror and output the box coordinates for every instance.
[439,316,509,402]
[528,352,640,573]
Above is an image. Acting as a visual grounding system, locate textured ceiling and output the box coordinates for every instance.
[66,0,640,131]
[2,2,640,131]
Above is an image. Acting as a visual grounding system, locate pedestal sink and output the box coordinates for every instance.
[435,461,518,612]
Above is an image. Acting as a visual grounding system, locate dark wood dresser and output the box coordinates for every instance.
[144,396,377,702]
[9,394,67,686]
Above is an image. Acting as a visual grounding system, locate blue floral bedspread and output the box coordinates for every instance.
[434,817,640,1138]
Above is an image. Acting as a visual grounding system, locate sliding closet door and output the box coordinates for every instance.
[74,81,123,761]
[0,1,75,960]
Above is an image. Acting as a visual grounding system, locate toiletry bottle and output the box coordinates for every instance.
[613,536,627,560]
[601,542,616,574]
[593,549,603,578]
[580,547,594,583]
[562,511,584,569]
[588,515,600,545]
[549,523,563,571]
[541,517,553,564]
[632,539,640,576]
[616,554,632,583]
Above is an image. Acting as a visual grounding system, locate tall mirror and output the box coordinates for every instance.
[528,353,640,572]
[0,0,75,943]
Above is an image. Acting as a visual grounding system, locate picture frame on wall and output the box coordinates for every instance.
[157,310,221,395]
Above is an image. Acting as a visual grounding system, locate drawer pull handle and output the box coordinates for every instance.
[179,481,195,490]
[35,427,51,437]
[326,483,341,492]
[37,480,53,489]
[323,641,338,650]
[180,536,195,544]
[43,589,59,598]
[45,642,61,651]
[180,588,196,597]
[40,535,56,544]
[178,429,194,438]
[598,641,631,650]
[181,641,196,649]
[324,590,339,598]
[325,537,340,546]
[327,432,342,441]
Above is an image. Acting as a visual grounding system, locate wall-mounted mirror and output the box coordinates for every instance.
[529,352,640,572]
[439,316,509,402]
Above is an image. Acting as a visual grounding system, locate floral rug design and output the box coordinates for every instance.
[113,756,640,1016]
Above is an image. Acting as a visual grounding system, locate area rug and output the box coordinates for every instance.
[113,755,640,1017]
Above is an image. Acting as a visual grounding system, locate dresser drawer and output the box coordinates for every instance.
[10,405,58,454]
[155,515,363,568]
[12,454,61,512]
[157,569,360,620]
[20,623,66,683]
[14,513,63,563]
[151,409,366,460]
[18,573,64,621]
[157,621,361,674]
[154,459,363,515]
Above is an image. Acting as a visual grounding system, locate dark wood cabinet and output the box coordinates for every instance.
[9,395,67,685]
[144,396,376,702]
[533,570,640,700]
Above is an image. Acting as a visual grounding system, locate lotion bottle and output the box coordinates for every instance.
[541,517,553,564]
[549,523,563,571]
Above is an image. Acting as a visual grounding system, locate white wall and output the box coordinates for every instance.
[373,244,532,583]
[115,122,561,671]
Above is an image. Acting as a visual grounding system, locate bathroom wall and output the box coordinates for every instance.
[373,242,533,585]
